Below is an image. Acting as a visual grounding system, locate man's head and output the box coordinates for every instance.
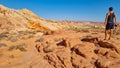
[109,7,113,11]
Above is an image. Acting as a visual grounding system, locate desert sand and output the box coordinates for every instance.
[0,5,120,68]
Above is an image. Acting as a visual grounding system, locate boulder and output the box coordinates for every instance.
[81,37,98,43]
[95,48,110,56]
[44,47,72,68]
[98,41,120,54]
[71,42,97,59]
[65,38,81,48]
[96,58,120,68]
[96,59,112,68]
[106,51,120,58]
[57,38,81,48]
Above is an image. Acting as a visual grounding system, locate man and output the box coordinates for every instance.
[104,7,117,40]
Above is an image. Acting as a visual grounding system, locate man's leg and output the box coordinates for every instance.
[104,29,107,40]
[108,29,113,40]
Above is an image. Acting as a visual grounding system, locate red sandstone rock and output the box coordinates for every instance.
[81,37,98,43]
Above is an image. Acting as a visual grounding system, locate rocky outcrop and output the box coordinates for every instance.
[0,29,120,68]
[44,48,72,68]
[0,4,58,33]
[32,36,120,68]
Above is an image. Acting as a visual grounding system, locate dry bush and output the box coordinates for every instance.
[54,38,61,42]
[18,30,37,35]
[85,35,93,38]
[0,43,7,47]
[91,28,105,33]
[8,36,19,42]
[8,45,16,51]
[0,32,9,40]
[115,30,120,35]
[35,37,45,42]
[8,43,27,51]
[81,29,90,32]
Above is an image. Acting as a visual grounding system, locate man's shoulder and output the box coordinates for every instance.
[106,12,110,16]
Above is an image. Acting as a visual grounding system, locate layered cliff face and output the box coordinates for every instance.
[0,5,58,33]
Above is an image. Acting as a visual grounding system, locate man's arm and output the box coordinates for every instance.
[105,13,108,25]
[114,13,117,24]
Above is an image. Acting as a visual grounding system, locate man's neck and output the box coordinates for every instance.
[109,11,113,13]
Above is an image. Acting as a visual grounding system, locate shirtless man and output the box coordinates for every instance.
[104,7,117,40]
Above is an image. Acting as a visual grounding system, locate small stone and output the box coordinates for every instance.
[44,45,54,53]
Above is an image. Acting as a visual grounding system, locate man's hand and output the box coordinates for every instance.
[104,22,106,26]
[115,23,118,27]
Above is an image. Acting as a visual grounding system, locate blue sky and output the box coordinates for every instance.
[0,0,120,22]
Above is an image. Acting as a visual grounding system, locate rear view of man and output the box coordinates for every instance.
[104,7,117,40]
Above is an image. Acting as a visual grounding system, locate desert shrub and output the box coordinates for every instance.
[18,31,29,35]
[91,25,103,29]
[8,36,19,42]
[89,27,105,33]
[17,44,27,51]
[115,30,120,35]
[35,37,44,42]
[8,43,27,52]
[64,25,82,32]
[18,47,26,51]
[81,29,90,32]
[8,46,16,51]
[85,35,92,38]
[54,38,61,42]
[20,34,35,39]
[28,31,36,34]
[65,25,90,32]
[0,32,9,40]
[94,26,102,29]
[0,32,9,36]
[72,28,81,32]
[18,31,36,37]
[0,43,7,47]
